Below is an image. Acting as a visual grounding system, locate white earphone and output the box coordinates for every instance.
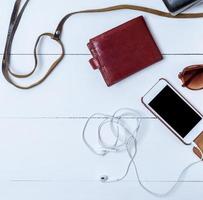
[82,108,203,197]
[100,175,109,183]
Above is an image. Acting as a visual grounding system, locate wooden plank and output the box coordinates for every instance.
[1,0,203,54]
[0,55,203,117]
[1,1,203,199]
[0,118,201,181]
[0,180,203,200]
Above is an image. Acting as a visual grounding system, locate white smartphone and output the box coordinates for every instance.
[142,78,203,144]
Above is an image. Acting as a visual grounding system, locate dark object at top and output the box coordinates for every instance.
[163,0,201,15]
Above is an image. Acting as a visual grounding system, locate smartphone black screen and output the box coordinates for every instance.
[149,85,201,138]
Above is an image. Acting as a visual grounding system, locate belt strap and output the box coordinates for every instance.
[3,0,203,89]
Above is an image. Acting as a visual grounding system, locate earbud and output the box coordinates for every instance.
[100,148,119,156]
[100,175,109,183]
[100,150,108,156]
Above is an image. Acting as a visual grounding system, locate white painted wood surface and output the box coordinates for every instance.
[1,0,203,199]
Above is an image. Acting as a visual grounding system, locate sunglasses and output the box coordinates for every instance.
[179,64,203,90]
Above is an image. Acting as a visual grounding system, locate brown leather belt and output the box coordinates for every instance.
[3,0,203,89]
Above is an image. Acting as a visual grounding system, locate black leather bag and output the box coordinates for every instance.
[163,0,201,15]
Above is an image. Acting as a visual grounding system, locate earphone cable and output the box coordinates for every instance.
[82,108,203,197]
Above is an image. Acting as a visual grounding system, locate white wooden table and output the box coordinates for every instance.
[1,0,203,199]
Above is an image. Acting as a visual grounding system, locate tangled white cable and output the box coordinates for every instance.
[82,108,203,197]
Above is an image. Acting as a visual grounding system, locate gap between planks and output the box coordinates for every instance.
[0,117,156,120]
[8,179,203,183]
[1,53,203,56]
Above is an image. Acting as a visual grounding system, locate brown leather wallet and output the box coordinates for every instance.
[87,16,163,86]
